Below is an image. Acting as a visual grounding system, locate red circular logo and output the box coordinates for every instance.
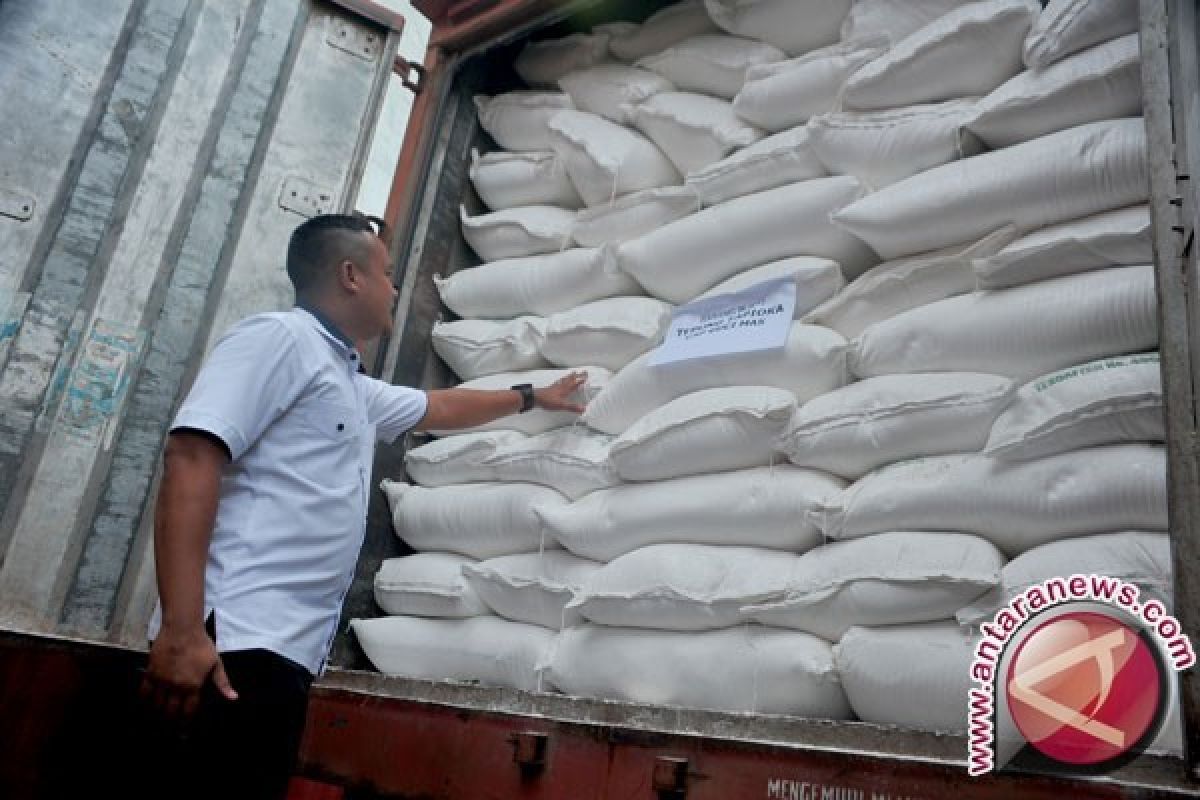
[1006,611,1164,766]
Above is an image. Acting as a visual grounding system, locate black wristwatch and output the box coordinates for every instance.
[512,383,535,413]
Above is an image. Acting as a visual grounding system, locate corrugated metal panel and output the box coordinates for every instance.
[0,0,401,644]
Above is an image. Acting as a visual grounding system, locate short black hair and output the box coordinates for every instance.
[286,213,389,294]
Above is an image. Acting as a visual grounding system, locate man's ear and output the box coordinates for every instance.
[336,259,357,293]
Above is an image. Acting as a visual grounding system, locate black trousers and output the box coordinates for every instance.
[134,643,313,800]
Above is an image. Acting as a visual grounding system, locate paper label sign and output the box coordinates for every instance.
[649,278,796,367]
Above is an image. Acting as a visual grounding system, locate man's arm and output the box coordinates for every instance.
[414,371,588,432]
[140,430,238,721]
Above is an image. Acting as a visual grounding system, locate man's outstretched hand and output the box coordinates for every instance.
[535,371,589,413]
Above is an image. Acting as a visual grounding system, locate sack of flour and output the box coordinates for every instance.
[547,110,681,207]
[849,265,1158,382]
[746,532,1003,640]
[462,551,602,630]
[609,1,719,62]
[427,366,608,436]
[515,32,614,87]
[583,322,848,434]
[704,0,852,56]
[541,297,673,372]
[610,386,796,481]
[628,91,765,176]
[475,92,574,152]
[817,443,1168,555]
[403,431,526,487]
[835,622,977,733]
[807,100,984,191]
[469,149,582,211]
[569,543,797,630]
[545,623,851,716]
[973,205,1152,290]
[636,34,785,100]
[779,372,1015,479]
[617,176,876,303]
[374,553,488,618]
[693,257,845,317]
[840,0,968,46]
[459,205,575,263]
[536,465,844,561]
[352,616,554,691]
[832,118,1148,260]
[842,0,1037,111]
[432,317,548,381]
[571,186,700,248]
[985,352,1163,461]
[685,126,827,207]
[558,64,674,125]
[732,38,888,132]
[804,227,1016,340]
[1023,0,1139,69]
[381,479,565,559]
[435,246,642,319]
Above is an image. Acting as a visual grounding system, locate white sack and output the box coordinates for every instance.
[583,322,848,434]
[746,532,1003,640]
[541,297,673,372]
[636,34,785,100]
[957,531,1173,625]
[475,92,574,152]
[779,372,1015,480]
[515,32,613,87]
[558,64,674,125]
[432,317,548,381]
[469,149,582,211]
[546,110,681,207]
[817,443,1168,555]
[459,205,575,263]
[732,38,888,132]
[617,176,877,303]
[428,366,609,436]
[404,428,619,500]
[973,205,1152,290]
[627,91,765,176]
[1024,0,1139,69]
[685,126,827,207]
[840,0,969,46]
[968,33,1142,149]
[803,228,1016,340]
[571,186,700,248]
[545,623,851,716]
[352,616,554,691]
[842,0,1037,111]
[609,1,719,62]
[704,0,852,56]
[610,386,796,481]
[985,352,1163,461]
[536,465,844,561]
[849,265,1158,382]
[435,247,641,319]
[831,118,1148,260]
[835,622,977,733]
[693,257,845,317]
[462,551,602,630]
[381,479,565,559]
[570,543,797,630]
[374,553,488,618]
[807,99,984,191]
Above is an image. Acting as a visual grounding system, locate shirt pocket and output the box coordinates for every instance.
[289,400,364,488]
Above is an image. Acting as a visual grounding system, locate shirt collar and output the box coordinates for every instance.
[295,304,357,356]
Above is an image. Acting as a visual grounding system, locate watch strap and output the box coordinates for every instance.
[512,383,535,413]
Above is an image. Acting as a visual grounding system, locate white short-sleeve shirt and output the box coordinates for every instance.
[148,308,427,674]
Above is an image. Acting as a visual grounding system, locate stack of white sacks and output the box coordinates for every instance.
[353,0,1179,743]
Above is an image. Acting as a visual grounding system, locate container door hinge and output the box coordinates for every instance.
[0,188,35,222]
[279,177,337,218]
[327,17,383,61]
[393,55,426,94]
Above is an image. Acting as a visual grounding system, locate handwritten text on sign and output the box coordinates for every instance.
[650,278,795,366]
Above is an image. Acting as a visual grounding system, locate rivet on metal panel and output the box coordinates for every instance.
[508,731,548,775]
[652,756,689,797]
[0,188,35,222]
[279,176,338,218]
[326,18,382,61]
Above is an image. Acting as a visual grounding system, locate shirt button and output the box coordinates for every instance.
[337,423,345,432]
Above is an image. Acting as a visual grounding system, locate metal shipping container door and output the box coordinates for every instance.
[0,0,405,645]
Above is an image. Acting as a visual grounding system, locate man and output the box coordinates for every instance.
[138,213,586,799]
